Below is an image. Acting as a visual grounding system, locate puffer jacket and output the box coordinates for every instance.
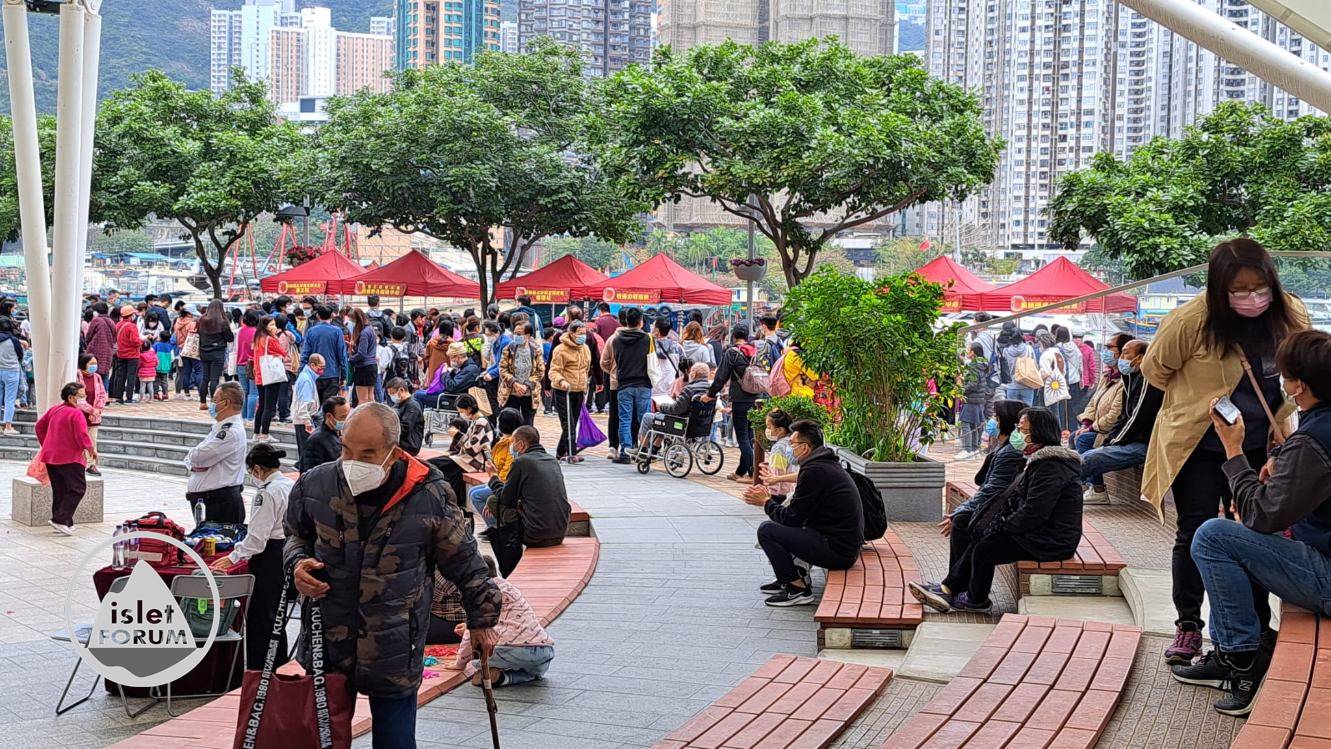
[548,338,591,393]
[991,445,1083,560]
[1077,376,1125,442]
[283,455,501,697]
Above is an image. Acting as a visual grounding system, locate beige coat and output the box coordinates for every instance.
[599,329,619,390]
[498,340,546,406]
[1078,376,1125,445]
[1139,293,1307,514]
[548,339,591,393]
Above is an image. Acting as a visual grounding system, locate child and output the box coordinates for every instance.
[137,340,158,402]
[455,556,554,687]
[152,330,174,401]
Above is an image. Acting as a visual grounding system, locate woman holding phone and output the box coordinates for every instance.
[1140,238,1308,667]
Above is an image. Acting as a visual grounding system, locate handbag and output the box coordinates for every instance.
[646,338,665,388]
[233,587,352,749]
[181,332,200,359]
[126,511,187,567]
[1013,355,1043,389]
[576,402,606,449]
[258,338,288,385]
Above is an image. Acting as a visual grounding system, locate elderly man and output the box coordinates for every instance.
[286,402,501,749]
[486,425,571,576]
[414,342,481,409]
[184,382,248,525]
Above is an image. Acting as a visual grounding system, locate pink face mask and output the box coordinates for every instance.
[1229,289,1272,318]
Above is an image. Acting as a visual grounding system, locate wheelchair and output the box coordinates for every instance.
[634,412,726,479]
[421,393,461,447]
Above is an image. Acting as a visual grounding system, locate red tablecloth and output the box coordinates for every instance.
[92,559,250,697]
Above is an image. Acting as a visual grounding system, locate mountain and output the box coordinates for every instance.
[0,0,391,113]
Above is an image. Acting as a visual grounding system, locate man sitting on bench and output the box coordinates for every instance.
[1173,330,1331,716]
[744,420,864,608]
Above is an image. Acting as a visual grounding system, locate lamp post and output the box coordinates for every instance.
[746,194,756,325]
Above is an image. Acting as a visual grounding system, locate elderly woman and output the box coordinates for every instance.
[414,342,481,409]
[76,354,107,476]
[499,320,545,426]
[36,382,96,535]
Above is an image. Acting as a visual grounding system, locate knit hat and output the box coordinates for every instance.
[446,342,467,357]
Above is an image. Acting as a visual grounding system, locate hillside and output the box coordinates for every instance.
[0,0,390,113]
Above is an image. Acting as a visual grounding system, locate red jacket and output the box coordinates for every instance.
[138,350,158,380]
[36,402,93,466]
[116,320,142,359]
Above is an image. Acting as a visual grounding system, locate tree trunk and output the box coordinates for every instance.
[189,232,224,299]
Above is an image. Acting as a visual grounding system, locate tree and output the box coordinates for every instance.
[592,38,1003,288]
[541,235,623,271]
[88,230,155,255]
[1049,102,1331,278]
[873,237,943,277]
[0,114,59,243]
[314,39,645,308]
[96,71,304,298]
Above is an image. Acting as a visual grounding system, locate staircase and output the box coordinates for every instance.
[1,411,300,476]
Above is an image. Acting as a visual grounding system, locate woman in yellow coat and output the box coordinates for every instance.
[1140,238,1307,666]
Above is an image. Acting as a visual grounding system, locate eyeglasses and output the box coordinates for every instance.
[790,440,811,448]
[1227,286,1270,299]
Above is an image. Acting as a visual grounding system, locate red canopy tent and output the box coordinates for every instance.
[582,254,733,307]
[330,250,479,298]
[259,250,364,296]
[495,255,608,304]
[913,256,996,313]
[968,257,1137,313]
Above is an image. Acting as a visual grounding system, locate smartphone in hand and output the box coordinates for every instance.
[1213,395,1241,425]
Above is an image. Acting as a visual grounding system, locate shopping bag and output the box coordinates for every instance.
[575,403,606,449]
[258,354,288,385]
[25,453,48,484]
[234,590,353,749]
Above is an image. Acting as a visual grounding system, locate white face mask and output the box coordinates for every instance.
[342,450,396,495]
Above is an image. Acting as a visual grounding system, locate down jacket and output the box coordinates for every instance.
[991,445,1083,561]
[284,454,501,697]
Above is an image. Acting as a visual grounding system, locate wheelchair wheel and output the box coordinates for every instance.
[636,454,651,474]
[694,440,725,475]
[664,442,693,478]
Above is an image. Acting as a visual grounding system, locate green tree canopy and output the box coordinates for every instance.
[95,70,304,298]
[0,114,59,244]
[592,38,1003,288]
[540,235,623,271]
[313,39,645,307]
[1049,101,1331,278]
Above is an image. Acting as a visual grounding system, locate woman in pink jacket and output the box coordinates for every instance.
[76,354,106,476]
[455,557,554,687]
[36,382,96,535]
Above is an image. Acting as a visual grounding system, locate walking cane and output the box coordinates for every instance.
[479,647,501,748]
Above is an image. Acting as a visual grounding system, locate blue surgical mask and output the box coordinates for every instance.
[513,335,526,344]
[1009,431,1027,451]
[1117,358,1134,376]
[87,364,98,374]
[1099,349,1113,364]
[984,418,998,438]
[575,335,586,345]
[334,420,346,432]
[208,402,218,419]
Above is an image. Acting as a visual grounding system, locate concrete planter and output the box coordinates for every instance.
[836,447,946,522]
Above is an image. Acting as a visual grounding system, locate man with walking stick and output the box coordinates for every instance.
[285,402,503,749]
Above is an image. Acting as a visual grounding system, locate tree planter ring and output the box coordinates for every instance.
[835,446,946,522]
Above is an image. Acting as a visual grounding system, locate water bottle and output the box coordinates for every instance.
[111,523,125,568]
[193,500,206,527]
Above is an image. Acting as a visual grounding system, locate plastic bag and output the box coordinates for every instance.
[26,454,48,485]
[576,403,606,449]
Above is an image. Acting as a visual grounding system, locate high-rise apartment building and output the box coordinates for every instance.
[768,0,893,55]
[268,27,306,104]
[370,15,394,37]
[500,20,519,54]
[657,0,763,49]
[337,31,396,95]
[302,7,338,97]
[518,0,652,77]
[395,0,502,69]
[210,9,244,95]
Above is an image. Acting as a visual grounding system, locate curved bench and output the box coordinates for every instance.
[881,614,1141,748]
[463,470,591,536]
[815,530,925,650]
[653,654,893,749]
[1230,604,1320,748]
[109,526,601,747]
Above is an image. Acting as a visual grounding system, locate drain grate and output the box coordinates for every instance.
[850,628,904,649]
[1050,574,1104,595]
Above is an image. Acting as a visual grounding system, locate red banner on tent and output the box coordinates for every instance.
[276,280,326,296]
[516,287,570,304]
[602,287,661,304]
[354,281,408,297]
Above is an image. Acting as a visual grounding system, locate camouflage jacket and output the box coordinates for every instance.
[284,454,502,697]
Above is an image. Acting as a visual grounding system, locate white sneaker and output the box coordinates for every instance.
[48,520,75,535]
[2,425,17,436]
[1082,486,1109,505]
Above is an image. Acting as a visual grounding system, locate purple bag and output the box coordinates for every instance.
[576,402,606,449]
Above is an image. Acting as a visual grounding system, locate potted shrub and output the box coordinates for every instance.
[730,257,767,282]
[783,267,962,521]
[748,395,830,451]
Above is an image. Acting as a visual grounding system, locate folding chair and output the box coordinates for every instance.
[51,576,156,717]
[155,572,254,716]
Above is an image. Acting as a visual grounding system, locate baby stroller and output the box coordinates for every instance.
[635,394,725,478]
[422,393,461,447]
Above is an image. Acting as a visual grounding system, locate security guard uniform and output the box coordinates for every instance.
[184,413,248,524]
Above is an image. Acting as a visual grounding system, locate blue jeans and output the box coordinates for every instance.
[238,364,258,420]
[0,369,19,423]
[1192,518,1331,653]
[617,386,651,454]
[368,691,418,749]
[1079,442,1147,489]
[1004,384,1035,405]
[469,644,554,686]
[1073,430,1097,455]
[469,484,496,528]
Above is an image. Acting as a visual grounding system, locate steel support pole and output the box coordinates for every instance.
[48,1,85,407]
[1119,0,1331,113]
[73,9,101,316]
[2,0,53,411]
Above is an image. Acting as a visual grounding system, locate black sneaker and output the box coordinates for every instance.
[908,581,953,613]
[1172,649,1229,690]
[611,453,632,465]
[759,579,784,594]
[950,592,993,613]
[1213,648,1271,716]
[765,584,815,607]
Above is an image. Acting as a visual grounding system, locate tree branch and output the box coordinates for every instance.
[814,189,927,244]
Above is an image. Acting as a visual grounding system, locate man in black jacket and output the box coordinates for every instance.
[299,396,349,472]
[286,402,500,746]
[704,325,762,481]
[745,421,864,607]
[1079,339,1163,502]
[386,377,424,456]
[609,307,653,463]
[487,426,571,575]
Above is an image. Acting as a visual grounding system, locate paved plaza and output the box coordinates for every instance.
[0,401,1253,748]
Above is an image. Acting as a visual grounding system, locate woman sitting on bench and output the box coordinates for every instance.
[909,406,1083,613]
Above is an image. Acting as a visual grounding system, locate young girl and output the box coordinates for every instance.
[137,339,158,402]
[745,409,801,507]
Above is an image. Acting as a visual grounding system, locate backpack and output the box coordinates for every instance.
[738,348,770,395]
[390,342,412,380]
[1013,353,1043,389]
[846,467,888,542]
[767,352,792,398]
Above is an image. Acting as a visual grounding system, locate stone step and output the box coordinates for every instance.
[0,445,191,477]
[8,421,298,453]
[13,410,297,440]
[1017,593,1137,626]
[0,434,297,474]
